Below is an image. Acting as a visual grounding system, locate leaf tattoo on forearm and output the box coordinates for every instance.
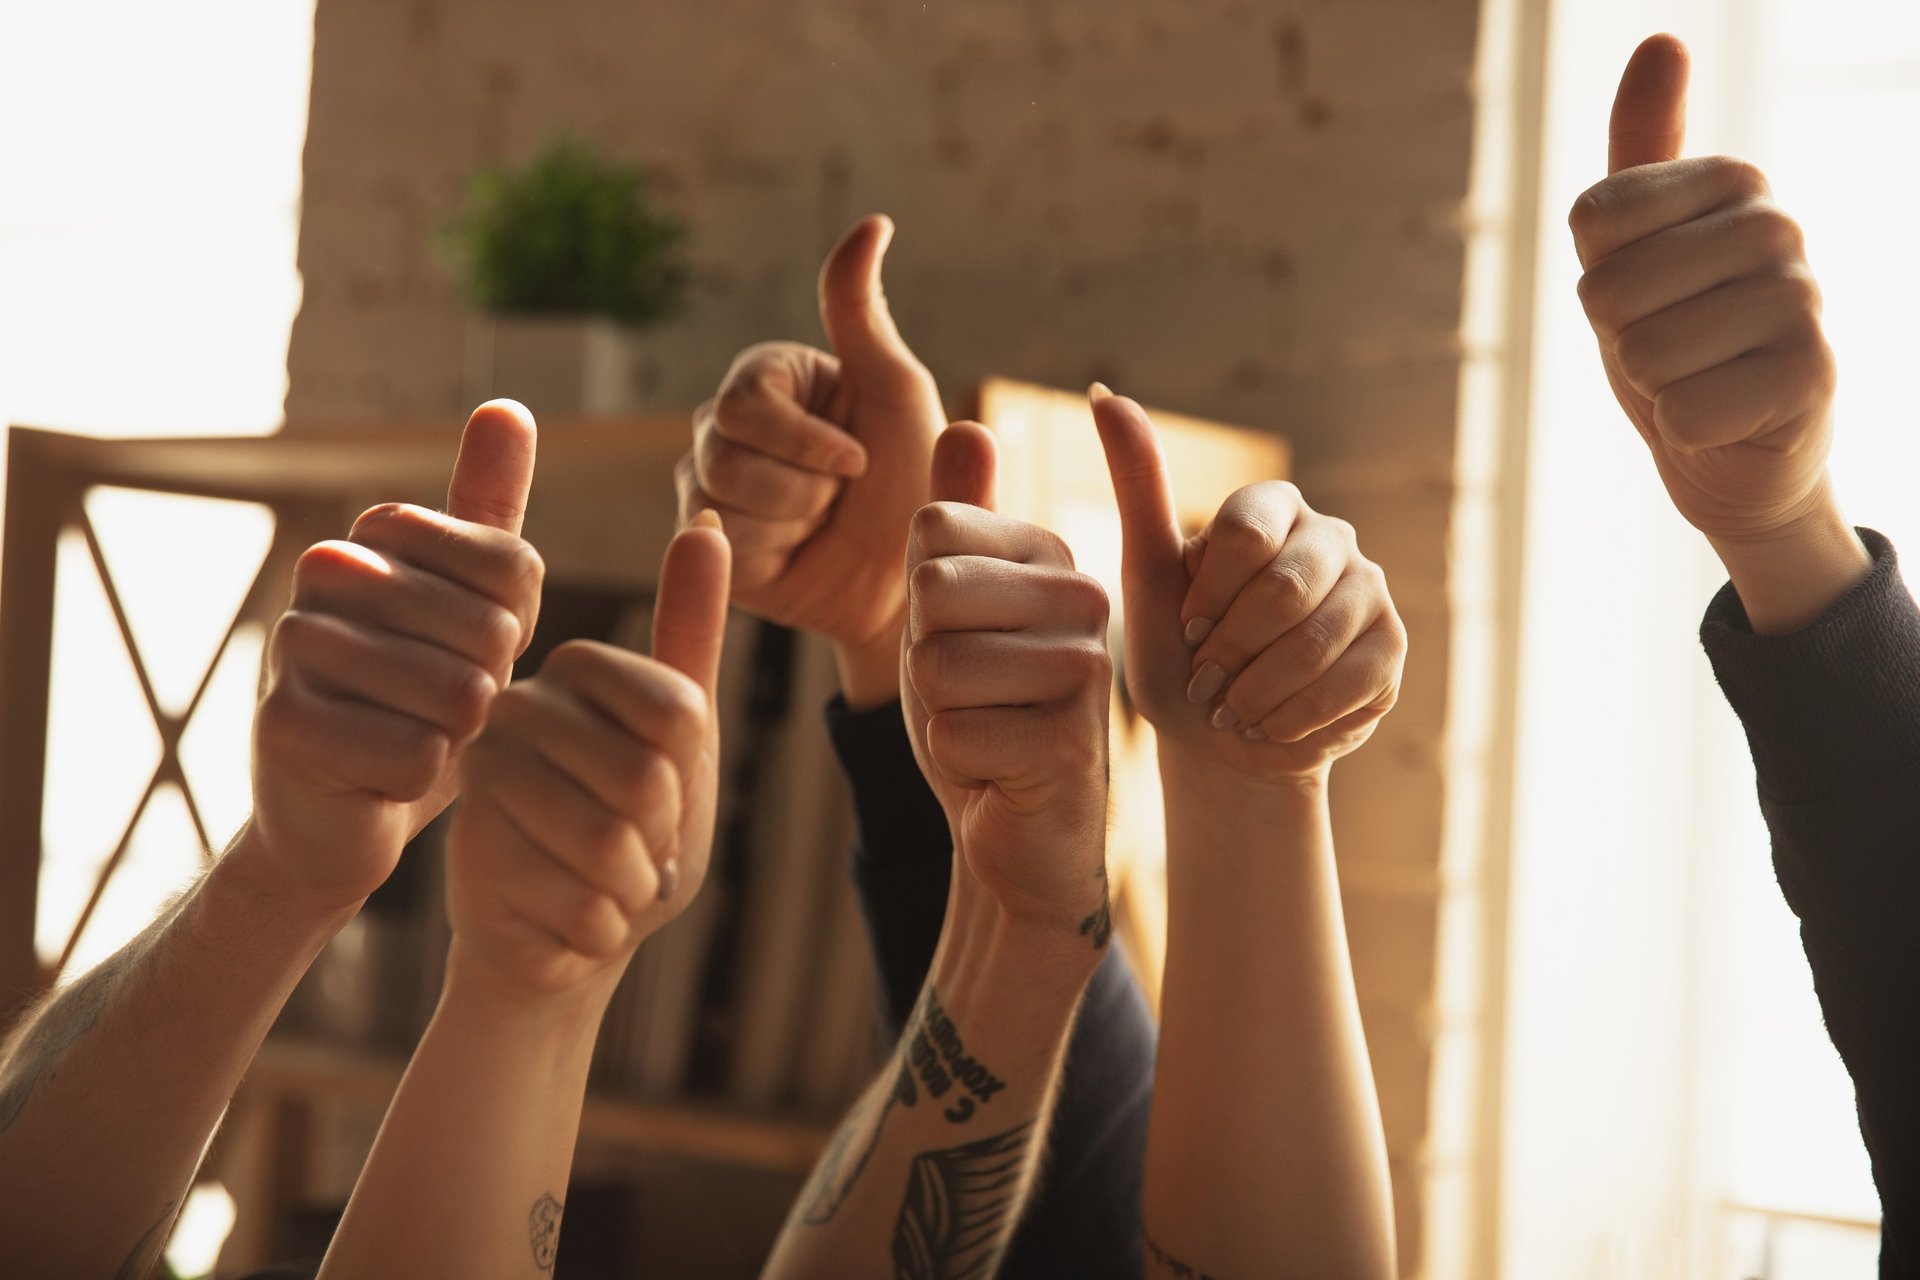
[891,1121,1033,1280]
[801,1058,918,1224]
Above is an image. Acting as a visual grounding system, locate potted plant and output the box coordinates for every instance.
[442,136,689,415]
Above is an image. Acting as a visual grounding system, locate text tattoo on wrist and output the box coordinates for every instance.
[798,984,1012,1226]
[528,1192,563,1271]
[908,986,1006,1123]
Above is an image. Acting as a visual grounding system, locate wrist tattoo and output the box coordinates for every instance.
[528,1192,563,1271]
[797,983,1013,1226]
[1146,1234,1221,1280]
[893,1121,1033,1280]
[1078,863,1113,950]
[907,986,1006,1123]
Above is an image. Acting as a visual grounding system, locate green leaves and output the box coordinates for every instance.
[441,137,689,327]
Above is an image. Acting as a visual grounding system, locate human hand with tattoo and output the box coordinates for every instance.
[677,214,944,708]
[902,421,1114,940]
[316,517,732,1280]
[1093,387,1398,1279]
[241,399,543,911]
[1573,34,1869,632]
[762,425,1110,1280]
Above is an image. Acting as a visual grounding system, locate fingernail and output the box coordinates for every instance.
[1183,617,1215,647]
[1089,381,1114,402]
[1243,725,1267,742]
[1211,703,1240,731]
[657,857,681,902]
[1186,661,1227,704]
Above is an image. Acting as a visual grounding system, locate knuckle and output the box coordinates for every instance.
[1265,560,1315,615]
[502,538,546,601]
[397,728,451,796]
[1745,203,1807,261]
[1612,320,1659,383]
[1711,156,1771,200]
[910,501,962,547]
[1059,637,1113,686]
[905,636,946,694]
[349,500,421,543]
[1567,181,1615,242]
[1287,617,1339,673]
[446,664,497,736]
[566,894,625,956]
[1061,572,1111,626]
[1575,263,1626,333]
[618,749,676,813]
[476,602,523,668]
[542,638,603,684]
[909,555,955,605]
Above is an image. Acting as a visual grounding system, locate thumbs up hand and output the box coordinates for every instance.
[901,424,1113,943]
[1092,390,1404,783]
[246,401,545,910]
[443,515,732,1005]
[676,215,944,706]
[1572,34,1838,547]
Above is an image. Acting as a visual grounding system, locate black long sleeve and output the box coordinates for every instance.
[1700,529,1920,1280]
[825,695,1156,1279]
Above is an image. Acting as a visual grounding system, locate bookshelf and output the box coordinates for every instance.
[0,387,1286,1275]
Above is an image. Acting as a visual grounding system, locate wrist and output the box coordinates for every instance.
[1158,747,1331,814]
[438,941,618,1038]
[937,868,1104,998]
[211,820,365,940]
[1706,484,1872,634]
[832,606,906,711]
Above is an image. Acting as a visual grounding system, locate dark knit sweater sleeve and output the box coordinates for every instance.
[825,695,1155,1279]
[1700,528,1920,1279]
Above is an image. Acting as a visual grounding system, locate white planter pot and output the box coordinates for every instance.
[462,314,644,417]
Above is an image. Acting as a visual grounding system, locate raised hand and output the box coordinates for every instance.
[1091,388,1404,781]
[444,516,732,1004]
[1571,34,1870,632]
[676,215,944,703]
[248,400,542,908]
[901,423,1112,934]
[1573,34,1837,545]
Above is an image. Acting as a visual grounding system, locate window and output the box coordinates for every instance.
[1500,1,1898,1276]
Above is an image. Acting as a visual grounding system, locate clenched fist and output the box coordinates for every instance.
[1091,388,1404,781]
[1571,34,1837,546]
[902,424,1112,936]
[676,215,944,704]
[246,401,542,908]
[444,516,732,1004]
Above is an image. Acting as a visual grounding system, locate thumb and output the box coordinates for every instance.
[818,214,920,378]
[1090,386,1184,597]
[1609,33,1690,174]
[447,399,537,534]
[652,511,733,697]
[929,421,996,510]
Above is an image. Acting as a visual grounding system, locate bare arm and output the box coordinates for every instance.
[318,523,732,1280]
[0,837,349,1277]
[1094,391,1400,1278]
[763,424,1112,1278]
[0,402,541,1276]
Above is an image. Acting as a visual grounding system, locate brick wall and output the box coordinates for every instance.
[286,1,1493,1274]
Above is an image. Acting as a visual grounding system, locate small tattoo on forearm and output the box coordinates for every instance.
[1146,1234,1221,1280]
[1078,863,1113,950]
[907,986,1006,1123]
[528,1192,563,1271]
[0,954,121,1139]
[893,1120,1033,1280]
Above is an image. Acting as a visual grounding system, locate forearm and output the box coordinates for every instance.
[1707,480,1872,635]
[0,822,356,1276]
[1144,759,1394,1280]
[765,873,1096,1280]
[318,946,606,1280]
